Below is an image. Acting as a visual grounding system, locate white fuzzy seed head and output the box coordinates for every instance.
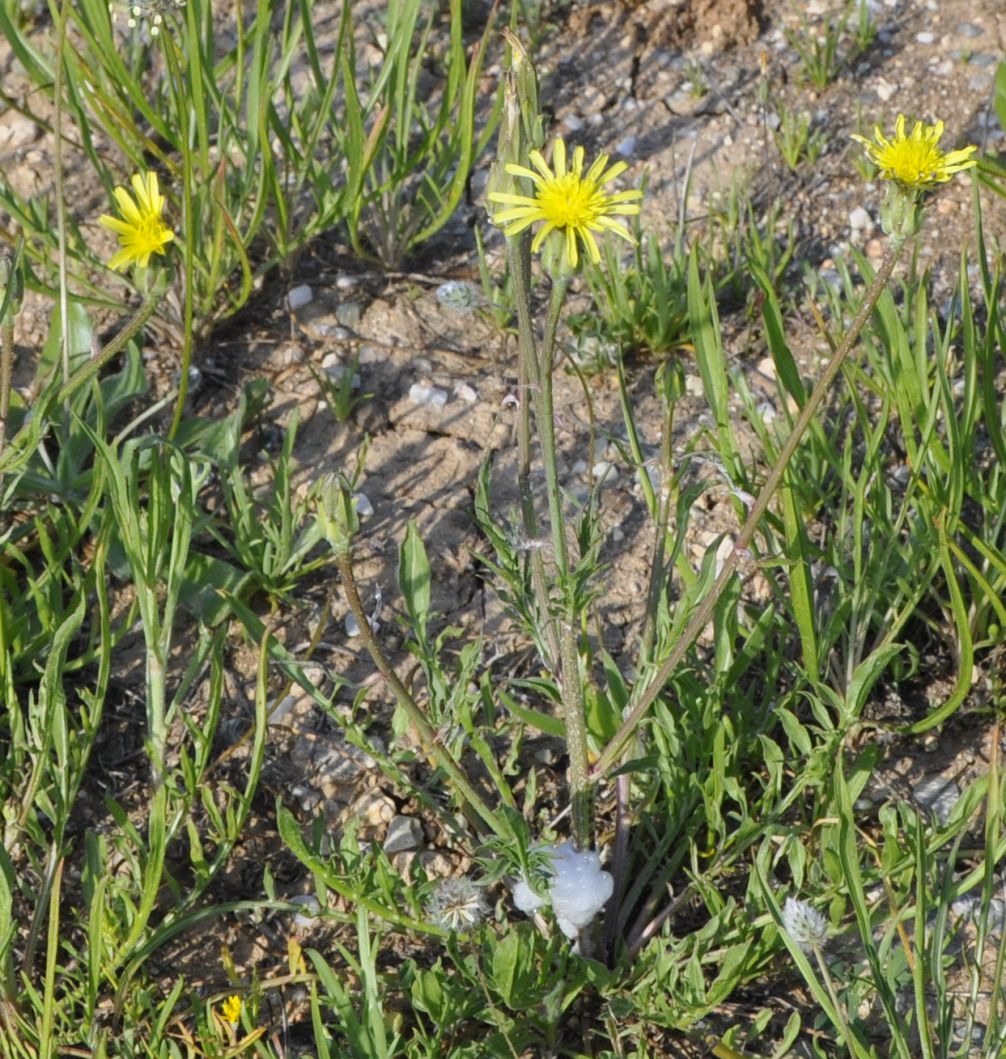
[426,877,489,932]
[782,896,828,952]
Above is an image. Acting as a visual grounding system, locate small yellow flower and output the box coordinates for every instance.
[488,137,642,269]
[851,114,977,192]
[99,171,175,271]
[219,994,241,1026]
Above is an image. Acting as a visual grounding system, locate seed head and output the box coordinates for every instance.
[782,896,829,952]
[426,877,489,932]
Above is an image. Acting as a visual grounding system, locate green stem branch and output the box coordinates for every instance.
[592,240,904,779]
[336,551,507,841]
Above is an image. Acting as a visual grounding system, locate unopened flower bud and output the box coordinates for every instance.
[486,29,545,211]
[316,473,359,556]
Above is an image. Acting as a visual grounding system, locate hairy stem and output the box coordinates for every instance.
[336,552,507,840]
[532,277,591,849]
[507,235,561,670]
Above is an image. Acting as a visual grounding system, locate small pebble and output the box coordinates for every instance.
[335,301,363,329]
[470,166,490,199]
[756,356,777,379]
[875,78,896,102]
[335,274,359,290]
[353,492,373,518]
[383,815,424,855]
[912,775,960,825]
[320,354,361,389]
[290,784,322,812]
[289,894,322,932]
[454,382,478,404]
[408,383,448,408]
[268,695,296,726]
[286,284,313,311]
[849,206,871,231]
[561,113,584,132]
[345,613,361,638]
[757,401,777,424]
[436,281,477,311]
[916,31,935,44]
[592,460,618,483]
[818,268,841,289]
[956,21,984,38]
[615,135,637,157]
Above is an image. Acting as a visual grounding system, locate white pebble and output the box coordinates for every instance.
[615,135,636,157]
[286,284,313,311]
[321,354,361,389]
[875,78,896,102]
[916,31,935,44]
[684,374,704,397]
[335,274,359,290]
[913,776,960,825]
[454,382,478,403]
[345,613,361,638]
[408,383,448,408]
[353,492,373,518]
[592,460,618,483]
[289,894,322,931]
[849,206,871,231]
[757,401,777,423]
[562,113,584,132]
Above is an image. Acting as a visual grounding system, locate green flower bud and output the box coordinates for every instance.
[878,183,921,247]
[316,473,359,557]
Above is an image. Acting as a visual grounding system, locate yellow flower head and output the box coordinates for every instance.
[488,137,643,270]
[99,171,175,271]
[219,994,241,1026]
[851,115,977,192]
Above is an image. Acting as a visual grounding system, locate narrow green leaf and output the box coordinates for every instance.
[399,520,431,639]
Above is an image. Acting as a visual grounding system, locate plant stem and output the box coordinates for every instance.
[813,943,857,1054]
[507,234,561,669]
[531,276,591,849]
[536,278,570,576]
[52,0,70,400]
[0,318,12,457]
[165,31,195,440]
[335,551,507,841]
[56,284,167,405]
[592,240,904,779]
